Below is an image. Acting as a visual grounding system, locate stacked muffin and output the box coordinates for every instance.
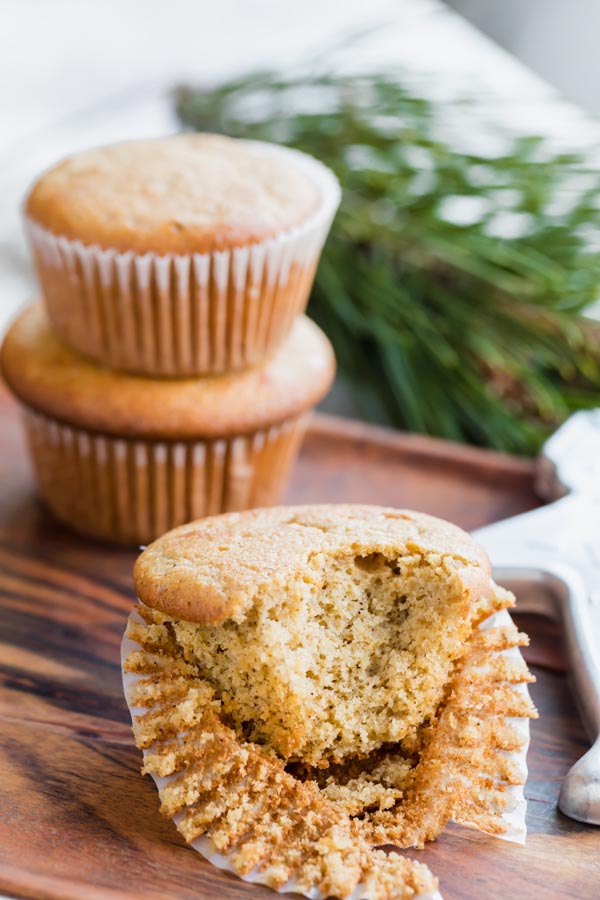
[1,134,340,544]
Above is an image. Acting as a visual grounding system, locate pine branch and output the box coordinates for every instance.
[176,70,600,454]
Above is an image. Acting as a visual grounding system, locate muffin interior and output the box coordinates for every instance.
[163,548,474,767]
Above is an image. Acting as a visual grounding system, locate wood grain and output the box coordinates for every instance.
[0,389,598,900]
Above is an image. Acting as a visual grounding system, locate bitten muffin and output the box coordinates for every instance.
[123,505,537,900]
[0,304,334,544]
[24,134,340,376]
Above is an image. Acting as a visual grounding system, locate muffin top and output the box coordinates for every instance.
[134,504,491,625]
[0,303,335,439]
[24,134,337,254]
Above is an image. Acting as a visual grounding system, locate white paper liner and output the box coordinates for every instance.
[22,406,307,544]
[121,603,533,898]
[25,143,341,376]
[477,608,530,844]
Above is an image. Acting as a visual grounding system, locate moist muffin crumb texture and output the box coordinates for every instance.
[167,549,481,766]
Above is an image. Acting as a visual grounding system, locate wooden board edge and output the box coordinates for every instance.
[310,412,538,478]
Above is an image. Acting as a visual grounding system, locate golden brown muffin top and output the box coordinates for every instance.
[133,504,491,624]
[24,134,335,254]
[0,303,335,439]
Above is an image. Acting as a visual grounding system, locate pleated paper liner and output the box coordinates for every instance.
[121,600,535,900]
[21,406,308,545]
[25,147,340,377]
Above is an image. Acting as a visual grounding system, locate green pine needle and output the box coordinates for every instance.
[176,69,600,455]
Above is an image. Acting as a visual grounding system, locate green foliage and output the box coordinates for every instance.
[177,69,600,454]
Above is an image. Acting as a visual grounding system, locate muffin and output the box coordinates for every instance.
[24,134,340,376]
[0,304,334,544]
[122,505,536,900]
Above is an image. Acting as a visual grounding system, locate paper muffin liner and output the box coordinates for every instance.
[474,608,530,844]
[121,603,533,900]
[21,406,307,545]
[25,147,341,376]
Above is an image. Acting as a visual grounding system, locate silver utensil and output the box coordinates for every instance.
[474,410,600,825]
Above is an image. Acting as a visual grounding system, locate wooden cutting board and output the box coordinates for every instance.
[1,389,599,900]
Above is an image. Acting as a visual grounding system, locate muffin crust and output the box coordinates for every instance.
[134,504,491,624]
[0,303,335,439]
[25,134,327,254]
